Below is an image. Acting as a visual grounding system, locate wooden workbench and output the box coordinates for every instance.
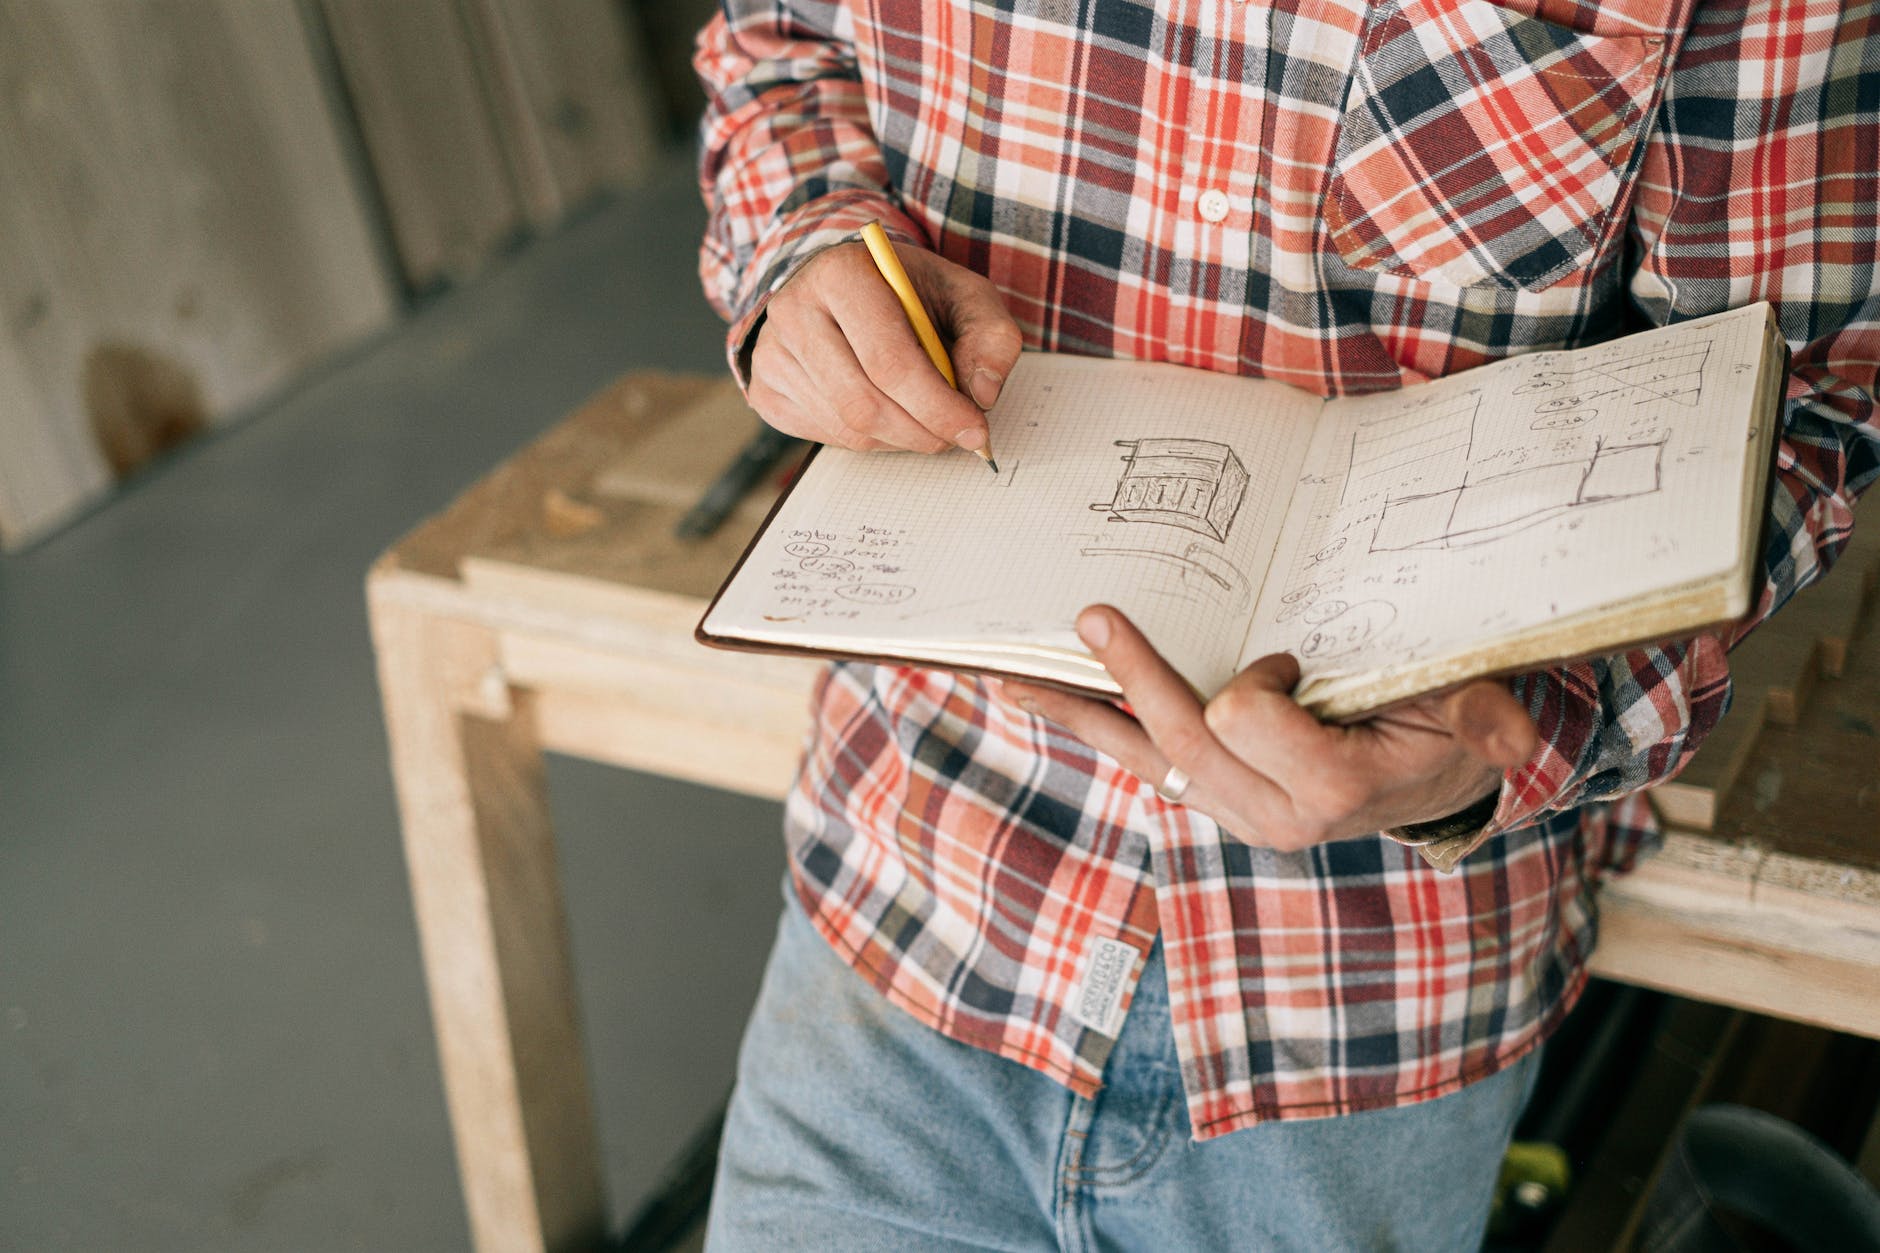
[368,373,1880,1253]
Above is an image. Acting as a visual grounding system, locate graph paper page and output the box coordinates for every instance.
[705,353,1320,695]
[1238,305,1774,685]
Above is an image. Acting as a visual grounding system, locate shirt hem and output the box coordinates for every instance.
[1191,960,1590,1138]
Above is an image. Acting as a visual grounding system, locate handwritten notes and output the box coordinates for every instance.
[763,525,916,622]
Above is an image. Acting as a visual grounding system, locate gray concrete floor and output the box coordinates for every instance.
[0,155,785,1251]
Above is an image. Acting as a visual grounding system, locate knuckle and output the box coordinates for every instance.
[766,283,808,321]
[746,384,787,424]
[867,351,922,396]
[1204,689,1253,737]
[1274,820,1327,852]
[833,391,885,435]
[749,335,786,377]
[1159,722,1212,766]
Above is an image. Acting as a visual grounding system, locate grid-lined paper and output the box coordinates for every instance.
[705,352,1319,695]
[1240,304,1775,687]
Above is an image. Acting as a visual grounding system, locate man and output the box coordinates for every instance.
[694,0,1878,1246]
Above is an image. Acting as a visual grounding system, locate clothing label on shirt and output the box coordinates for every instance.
[1071,938,1138,1037]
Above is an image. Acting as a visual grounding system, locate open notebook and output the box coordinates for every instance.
[699,303,1786,719]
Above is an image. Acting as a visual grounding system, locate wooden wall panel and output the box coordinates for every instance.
[319,0,665,288]
[315,0,524,289]
[0,0,396,548]
[465,0,664,225]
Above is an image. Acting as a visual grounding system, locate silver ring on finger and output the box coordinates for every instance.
[1156,765,1191,803]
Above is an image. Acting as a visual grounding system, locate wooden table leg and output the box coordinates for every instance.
[370,582,606,1252]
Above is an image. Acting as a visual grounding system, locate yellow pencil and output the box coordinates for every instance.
[859,221,999,473]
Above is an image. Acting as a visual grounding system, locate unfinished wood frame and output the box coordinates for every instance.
[369,583,611,1253]
[1589,833,1880,1038]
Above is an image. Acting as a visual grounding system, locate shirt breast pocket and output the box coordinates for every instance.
[1323,0,1669,292]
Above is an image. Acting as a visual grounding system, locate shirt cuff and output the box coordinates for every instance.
[723,193,930,391]
[1384,787,1506,872]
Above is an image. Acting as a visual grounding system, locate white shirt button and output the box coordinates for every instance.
[1197,188,1231,223]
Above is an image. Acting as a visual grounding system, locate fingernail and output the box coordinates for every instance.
[1077,610,1110,649]
[954,426,986,451]
[970,367,1003,409]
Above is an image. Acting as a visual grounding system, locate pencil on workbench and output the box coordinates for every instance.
[674,424,802,540]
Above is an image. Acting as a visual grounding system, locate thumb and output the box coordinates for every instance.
[916,255,1024,410]
[1202,651,1313,742]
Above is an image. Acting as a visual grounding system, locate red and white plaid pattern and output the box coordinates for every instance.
[696,0,1879,1138]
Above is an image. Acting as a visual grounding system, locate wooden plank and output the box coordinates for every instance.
[460,0,663,225]
[1591,829,1880,1038]
[382,372,725,582]
[0,0,396,547]
[534,685,806,798]
[1650,508,1880,829]
[316,0,523,288]
[368,582,606,1253]
[500,630,815,797]
[591,382,784,516]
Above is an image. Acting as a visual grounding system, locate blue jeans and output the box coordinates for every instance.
[707,888,1541,1252]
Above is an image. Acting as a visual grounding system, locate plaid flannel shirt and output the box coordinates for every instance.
[695,0,1879,1137]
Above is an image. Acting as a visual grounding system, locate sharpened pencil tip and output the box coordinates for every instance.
[986,458,1000,475]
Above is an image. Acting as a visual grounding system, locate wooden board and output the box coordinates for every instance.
[315,0,523,288]
[1602,549,1880,1035]
[461,0,663,226]
[591,379,787,522]
[0,0,396,548]
[318,0,663,288]
[383,373,736,584]
[1650,510,1880,829]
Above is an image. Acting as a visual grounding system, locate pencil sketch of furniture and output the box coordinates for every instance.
[1373,436,1665,553]
[1090,438,1249,541]
[1077,540,1251,609]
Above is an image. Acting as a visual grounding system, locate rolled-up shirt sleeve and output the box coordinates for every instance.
[695,2,930,381]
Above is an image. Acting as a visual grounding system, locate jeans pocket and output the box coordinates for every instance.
[1324,0,1669,292]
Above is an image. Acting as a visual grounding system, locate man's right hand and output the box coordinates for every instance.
[747,239,1024,453]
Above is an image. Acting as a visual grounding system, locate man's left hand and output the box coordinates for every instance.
[1000,605,1540,853]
